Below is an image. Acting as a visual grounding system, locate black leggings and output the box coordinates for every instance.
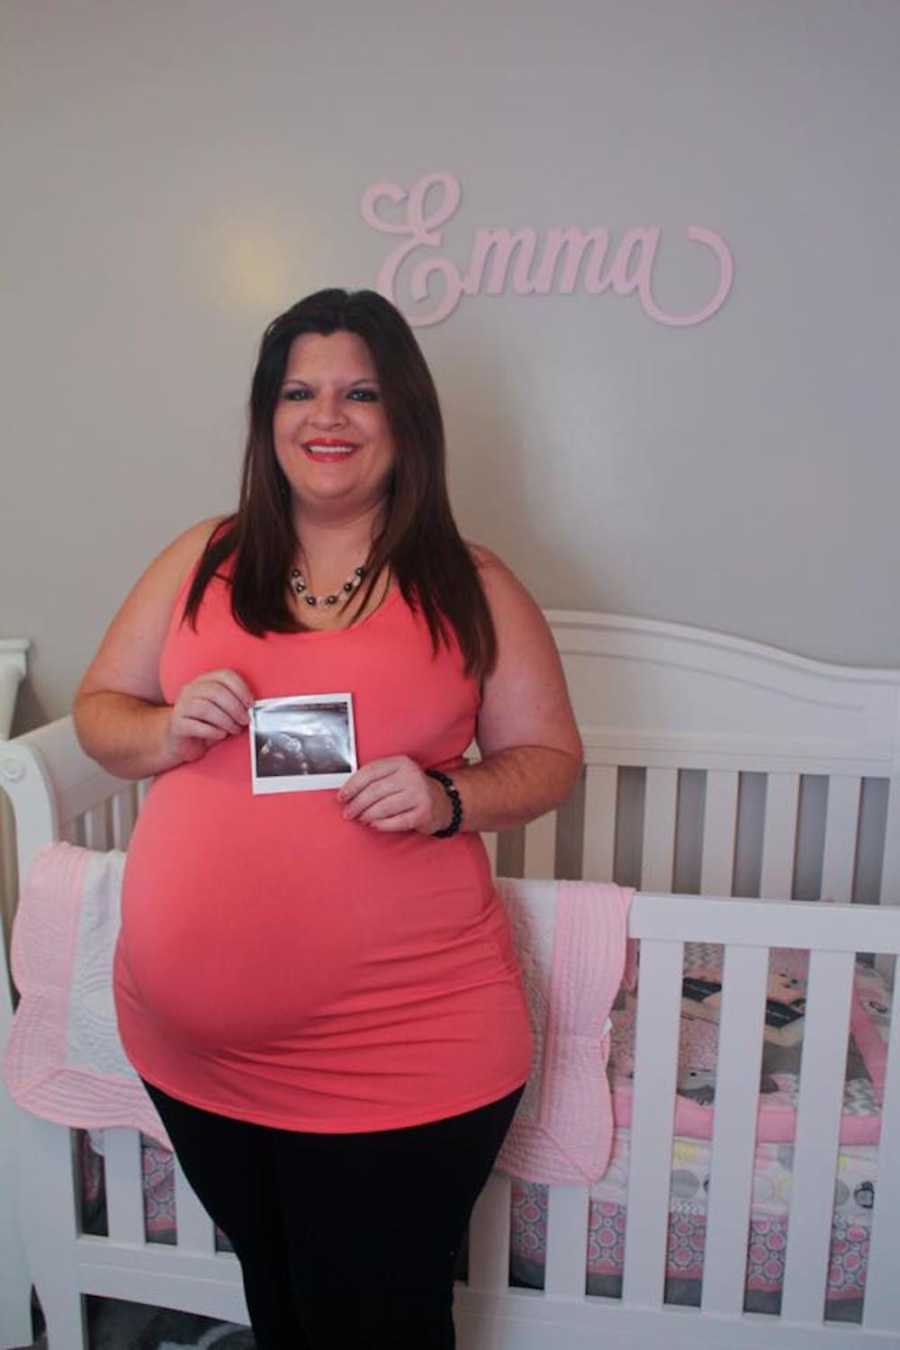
[144,1080,524,1350]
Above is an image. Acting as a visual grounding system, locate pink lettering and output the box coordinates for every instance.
[360,172,464,326]
[464,229,538,295]
[532,228,611,294]
[638,227,735,327]
[608,227,660,299]
[360,173,733,328]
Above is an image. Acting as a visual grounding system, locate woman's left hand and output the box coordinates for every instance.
[338,757,451,834]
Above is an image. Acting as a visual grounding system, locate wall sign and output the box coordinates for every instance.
[361,171,733,328]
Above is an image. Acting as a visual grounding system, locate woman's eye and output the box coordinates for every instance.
[349,388,379,402]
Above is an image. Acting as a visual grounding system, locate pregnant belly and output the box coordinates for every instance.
[119,873,369,1049]
[117,766,498,1051]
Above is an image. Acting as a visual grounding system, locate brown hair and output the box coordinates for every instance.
[184,288,496,678]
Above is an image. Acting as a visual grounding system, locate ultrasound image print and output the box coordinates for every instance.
[253,701,353,778]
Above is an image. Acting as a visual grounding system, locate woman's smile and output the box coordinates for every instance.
[303,437,361,462]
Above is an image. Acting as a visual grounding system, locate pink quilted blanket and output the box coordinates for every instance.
[496,879,635,1185]
[2,843,171,1147]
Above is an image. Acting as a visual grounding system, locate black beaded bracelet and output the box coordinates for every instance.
[425,768,463,838]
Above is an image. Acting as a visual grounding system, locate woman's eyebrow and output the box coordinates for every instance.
[280,375,379,387]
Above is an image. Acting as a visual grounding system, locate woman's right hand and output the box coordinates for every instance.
[164,669,254,765]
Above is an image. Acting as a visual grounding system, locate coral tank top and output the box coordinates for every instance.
[114,567,531,1132]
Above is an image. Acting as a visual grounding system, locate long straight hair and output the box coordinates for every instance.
[184,289,497,679]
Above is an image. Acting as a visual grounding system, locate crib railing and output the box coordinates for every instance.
[18,894,900,1346]
[459,893,900,1346]
[518,758,900,900]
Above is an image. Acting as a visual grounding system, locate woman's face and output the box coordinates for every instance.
[272,330,396,524]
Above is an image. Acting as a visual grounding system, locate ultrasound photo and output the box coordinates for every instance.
[250,694,357,793]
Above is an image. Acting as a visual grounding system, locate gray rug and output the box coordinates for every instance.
[91,1302,255,1350]
[22,1298,256,1349]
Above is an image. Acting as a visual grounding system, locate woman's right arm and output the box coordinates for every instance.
[73,519,253,780]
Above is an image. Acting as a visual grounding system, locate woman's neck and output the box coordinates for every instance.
[292,502,384,591]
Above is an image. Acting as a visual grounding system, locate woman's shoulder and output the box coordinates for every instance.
[170,514,231,560]
[466,541,529,599]
[465,541,551,638]
[155,515,231,584]
[466,540,513,580]
[120,516,231,614]
[75,517,234,706]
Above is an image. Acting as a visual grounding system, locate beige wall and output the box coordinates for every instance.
[2,0,900,733]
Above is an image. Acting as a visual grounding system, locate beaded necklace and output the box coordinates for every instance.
[289,565,366,609]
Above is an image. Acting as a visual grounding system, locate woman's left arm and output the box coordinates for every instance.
[448,548,583,831]
[340,550,583,834]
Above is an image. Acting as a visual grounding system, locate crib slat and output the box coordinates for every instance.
[111,787,137,850]
[582,765,617,882]
[819,775,861,902]
[701,944,769,1315]
[481,831,498,876]
[640,769,678,892]
[137,778,152,809]
[523,811,557,880]
[875,775,900,988]
[862,958,900,1331]
[102,1128,146,1244]
[621,939,683,1308]
[174,1158,216,1254]
[467,1170,511,1292]
[700,770,739,896]
[780,949,854,1324]
[61,818,81,845]
[545,1184,590,1299]
[15,1120,88,1345]
[759,772,800,898]
[82,802,110,851]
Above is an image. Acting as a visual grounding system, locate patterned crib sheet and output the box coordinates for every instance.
[511,1131,877,1303]
[79,1125,876,1305]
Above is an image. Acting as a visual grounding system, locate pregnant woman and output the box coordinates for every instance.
[74,287,582,1349]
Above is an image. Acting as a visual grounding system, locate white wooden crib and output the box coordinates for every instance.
[2,611,900,1350]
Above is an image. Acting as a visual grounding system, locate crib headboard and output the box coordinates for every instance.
[2,612,899,912]
[532,611,900,909]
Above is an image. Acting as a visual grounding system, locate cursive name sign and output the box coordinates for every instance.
[361,171,733,328]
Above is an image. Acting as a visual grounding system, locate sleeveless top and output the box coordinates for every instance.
[114,566,532,1132]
